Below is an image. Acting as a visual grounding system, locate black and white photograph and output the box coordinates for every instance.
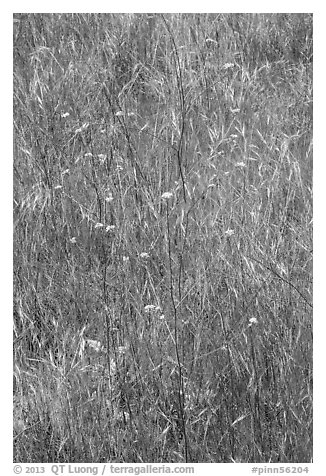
[13,11,313,465]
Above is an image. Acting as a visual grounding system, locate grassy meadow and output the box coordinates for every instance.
[13,13,313,463]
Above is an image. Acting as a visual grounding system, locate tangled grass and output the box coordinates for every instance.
[13,13,312,463]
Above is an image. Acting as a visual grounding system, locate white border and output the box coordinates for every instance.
[4,4,324,474]
[5,2,318,13]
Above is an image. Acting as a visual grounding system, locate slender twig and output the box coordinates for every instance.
[165,200,189,462]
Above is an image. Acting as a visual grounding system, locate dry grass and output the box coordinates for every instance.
[13,13,312,463]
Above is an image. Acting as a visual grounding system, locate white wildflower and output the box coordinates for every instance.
[249,317,258,326]
[61,112,70,118]
[54,185,62,190]
[95,223,104,229]
[225,229,235,236]
[140,252,149,259]
[105,193,114,202]
[161,191,173,200]
[115,111,124,117]
[144,305,157,312]
[106,225,116,232]
[122,256,129,263]
[86,339,102,352]
[70,237,77,244]
[223,62,234,69]
[235,161,246,168]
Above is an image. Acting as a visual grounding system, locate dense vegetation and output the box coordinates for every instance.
[13,13,313,463]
